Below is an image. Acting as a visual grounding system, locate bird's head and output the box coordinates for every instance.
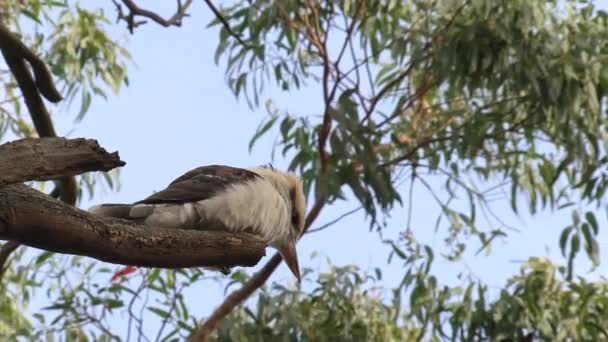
[252,165,306,282]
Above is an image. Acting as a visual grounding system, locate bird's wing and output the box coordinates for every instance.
[134,165,261,205]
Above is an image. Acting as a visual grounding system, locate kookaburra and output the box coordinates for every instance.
[89,164,306,281]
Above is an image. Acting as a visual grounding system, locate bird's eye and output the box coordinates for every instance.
[291,210,299,227]
[289,186,301,231]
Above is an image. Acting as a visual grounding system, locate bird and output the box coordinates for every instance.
[88,164,306,282]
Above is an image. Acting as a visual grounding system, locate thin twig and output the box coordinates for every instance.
[139,287,151,342]
[155,284,185,342]
[406,172,416,233]
[113,0,194,33]
[126,276,147,342]
[203,0,250,48]
[83,312,121,341]
[329,0,363,104]
[306,207,362,234]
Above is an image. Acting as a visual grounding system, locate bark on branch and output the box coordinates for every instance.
[0,21,73,277]
[0,23,62,103]
[0,137,125,187]
[0,184,266,268]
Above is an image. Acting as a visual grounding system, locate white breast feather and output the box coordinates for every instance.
[125,176,291,245]
[195,178,291,244]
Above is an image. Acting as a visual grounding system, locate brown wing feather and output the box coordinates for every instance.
[134,165,261,205]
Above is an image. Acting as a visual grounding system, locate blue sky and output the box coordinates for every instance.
[17,0,608,335]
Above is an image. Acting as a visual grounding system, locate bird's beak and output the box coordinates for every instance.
[278,240,301,283]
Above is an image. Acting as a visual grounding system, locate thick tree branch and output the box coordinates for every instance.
[0,137,125,187]
[0,23,62,103]
[0,184,266,268]
[2,36,60,137]
[0,21,78,272]
[0,137,124,278]
[0,22,77,203]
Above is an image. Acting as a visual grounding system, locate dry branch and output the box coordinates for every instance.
[0,23,62,103]
[1,38,59,137]
[113,0,194,33]
[0,137,125,187]
[0,184,266,268]
[0,22,77,204]
[0,21,73,275]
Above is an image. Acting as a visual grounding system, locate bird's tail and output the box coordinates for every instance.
[89,203,134,220]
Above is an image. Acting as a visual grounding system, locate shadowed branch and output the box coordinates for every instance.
[0,137,125,187]
[0,184,266,269]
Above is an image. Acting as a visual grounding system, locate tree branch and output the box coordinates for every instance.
[0,137,125,279]
[1,33,59,138]
[112,0,194,33]
[0,137,126,187]
[0,23,62,103]
[305,206,362,234]
[203,0,250,48]
[0,21,78,271]
[0,22,78,202]
[0,184,266,269]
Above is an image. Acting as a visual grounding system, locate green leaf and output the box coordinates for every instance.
[374,267,382,280]
[279,116,296,141]
[105,299,123,309]
[286,28,297,49]
[249,115,278,152]
[567,234,581,280]
[20,9,42,24]
[572,210,581,226]
[35,251,54,266]
[571,234,581,255]
[389,242,407,260]
[585,211,599,235]
[581,222,601,268]
[148,268,161,285]
[76,91,92,122]
[587,239,601,268]
[148,306,170,319]
[559,226,572,257]
[234,73,247,96]
[167,270,176,289]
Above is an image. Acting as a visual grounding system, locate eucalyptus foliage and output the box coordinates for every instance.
[212,0,608,273]
[209,0,608,340]
[215,258,608,342]
[2,0,608,341]
[0,0,130,339]
[0,0,130,201]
